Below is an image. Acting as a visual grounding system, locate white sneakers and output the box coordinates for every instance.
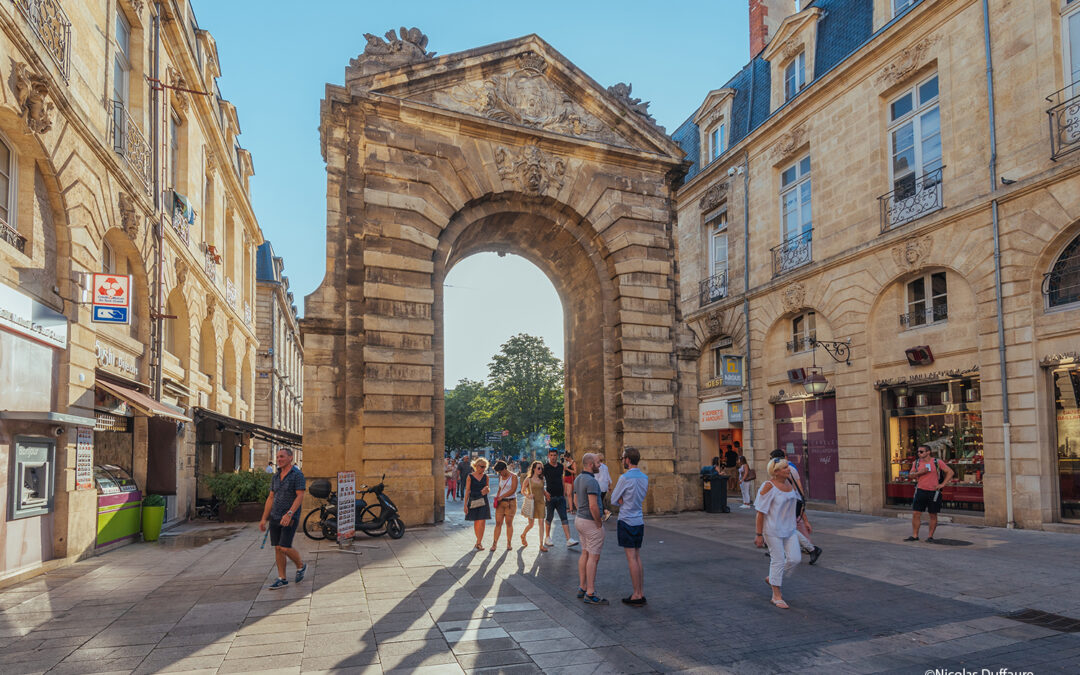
[567,539,579,547]
[544,537,553,547]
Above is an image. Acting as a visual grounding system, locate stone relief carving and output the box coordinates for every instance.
[891,235,933,270]
[14,62,54,134]
[352,27,435,75]
[494,145,566,195]
[780,40,803,61]
[607,82,662,131]
[704,311,723,337]
[205,293,216,320]
[174,257,188,288]
[781,282,806,313]
[876,36,940,87]
[429,53,629,147]
[169,69,189,112]
[205,150,217,175]
[118,192,139,240]
[773,124,807,162]
[699,182,728,212]
[129,0,145,16]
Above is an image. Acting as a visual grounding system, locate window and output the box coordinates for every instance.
[893,0,915,16]
[0,135,14,228]
[791,311,816,351]
[1066,2,1080,92]
[708,123,726,162]
[102,241,114,273]
[1046,234,1080,308]
[113,10,131,109]
[889,74,941,200]
[169,113,180,189]
[784,52,806,102]
[712,345,724,379]
[905,271,948,327]
[780,156,812,242]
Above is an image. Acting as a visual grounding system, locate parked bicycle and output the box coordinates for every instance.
[303,475,405,540]
[194,496,222,522]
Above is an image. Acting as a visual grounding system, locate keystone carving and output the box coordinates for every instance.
[129,1,145,16]
[169,69,189,112]
[780,40,803,61]
[773,124,807,161]
[205,293,216,320]
[607,82,662,130]
[699,182,728,212]
[118,192,139,240]
[494,145,566,195]
[433,55,626,146]
[781,282,806,313]
[353,27,435,75]
[174,257,188,288]
[13,62,54,135]
[705,311,723,337]
[876,36,940,87]
[892,235,933,270]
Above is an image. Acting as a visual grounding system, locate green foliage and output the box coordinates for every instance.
[142,494,166,507]
[444,378,489,453]
[204,471,272,511]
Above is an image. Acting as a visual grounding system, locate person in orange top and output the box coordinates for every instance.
[904,445,955,543]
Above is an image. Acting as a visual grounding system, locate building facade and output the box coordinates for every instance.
[253,241,303,468]
[0,0,272,583]
[674,0,1080,529]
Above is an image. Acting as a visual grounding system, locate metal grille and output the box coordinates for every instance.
[879,167,944,232]
[13,0,71,80]
[899,303,949,328]
[1048,84,1080,161]
[95,412,131,432]
[0,217,26,253]
[1043,241,1080,308]
[1004,609,1080,633]
[771,230,812,277]
[698,270,727,307]
[111,100,152,192]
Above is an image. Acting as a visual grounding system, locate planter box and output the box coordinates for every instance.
[220,502,264,522]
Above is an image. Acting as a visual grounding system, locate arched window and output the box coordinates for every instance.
[1046,234,1080,308]
[789,311,816,352]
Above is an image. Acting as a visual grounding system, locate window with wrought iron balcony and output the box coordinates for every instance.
[700,207,729,307]
[879,74,943,232]
[773,156,812,277]
[14,0,72,80]
[899,271,948,329]
[110,8,151,192]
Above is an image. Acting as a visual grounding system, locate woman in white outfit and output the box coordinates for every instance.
[754,458,802,609]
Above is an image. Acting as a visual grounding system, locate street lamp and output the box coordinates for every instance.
[801,336,852,395]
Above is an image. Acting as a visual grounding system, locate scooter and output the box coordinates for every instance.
[303,475,405,540]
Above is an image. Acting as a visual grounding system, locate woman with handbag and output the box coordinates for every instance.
[464,457,491,550]
[754,458,802,609]
[489,460,519,551]
[737,455,755,508]
[519,461,548,551]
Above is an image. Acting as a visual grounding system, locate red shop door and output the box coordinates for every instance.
[805,397,839,502]
[774,402,806,482]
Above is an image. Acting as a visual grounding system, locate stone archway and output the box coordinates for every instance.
[302,32,693,524]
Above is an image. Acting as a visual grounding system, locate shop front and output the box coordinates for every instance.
[772,396,839,502]
[879,371,985,511]
[698,397,744,465]
[1049,359,1080,520]
[192,407,301,502]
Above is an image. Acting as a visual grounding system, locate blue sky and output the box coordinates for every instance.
[191,0,750,383]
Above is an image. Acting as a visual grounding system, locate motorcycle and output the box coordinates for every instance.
[303,474,405,540]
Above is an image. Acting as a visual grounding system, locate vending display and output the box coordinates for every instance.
[94,464,142,548]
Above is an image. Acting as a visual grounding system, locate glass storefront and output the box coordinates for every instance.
[1054,368,1080,520]
[883,376,984,511]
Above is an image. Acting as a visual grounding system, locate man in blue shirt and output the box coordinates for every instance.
[610,446,648,606]
[259,448,307,589]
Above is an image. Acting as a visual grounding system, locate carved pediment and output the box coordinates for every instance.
[876,36,940,87]
[699,182,728,212]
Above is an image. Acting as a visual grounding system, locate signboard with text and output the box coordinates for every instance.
[91,274,132,325]
[336,471,356,542]
[699,399,728,430]
[722,355,743,387]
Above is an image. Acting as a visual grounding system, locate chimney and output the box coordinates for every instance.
[749,0,800,57]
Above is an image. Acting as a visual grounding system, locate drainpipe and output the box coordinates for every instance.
[269,290,276,462]
[742,149,753,456]
[982,0,1013,528]
[151,3,164,401]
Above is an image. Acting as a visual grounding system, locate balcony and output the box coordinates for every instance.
[771,229,812,277]
[1,217,26,254]
[899,303,948,328]
[203,247,217,282]
[698,270,728,307]
[226,278,237,309]
[111,100,152,192]
[1042,250,1080,308]
[1047,84,1080,161]
[14,0,71,80]
[878,167,944,232]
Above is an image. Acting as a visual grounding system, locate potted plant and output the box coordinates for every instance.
[142,494,166,542]
[204,471,272,521]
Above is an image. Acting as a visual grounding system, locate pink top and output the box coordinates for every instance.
[912,458,945,491]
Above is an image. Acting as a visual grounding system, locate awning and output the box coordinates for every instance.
[96,380,191,422]
[0,410,96,426]
[193,407,302,447]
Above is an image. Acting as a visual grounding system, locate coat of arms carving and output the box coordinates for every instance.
[781,282,806,313]
[699,182,728,212]
[494,145,566,195]
[892,235,932,270]
[876,36,940,87]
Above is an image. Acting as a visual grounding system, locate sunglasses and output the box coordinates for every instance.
[917,449,929,454]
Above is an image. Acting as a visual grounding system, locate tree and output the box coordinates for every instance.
[485,334,565,446]
[444,379,488,454]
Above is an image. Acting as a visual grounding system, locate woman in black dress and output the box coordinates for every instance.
[464,457,491,549]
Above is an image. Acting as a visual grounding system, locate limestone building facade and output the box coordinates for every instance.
[0,0,274,582]
[253,241,303,468]
[673,0,1080,529]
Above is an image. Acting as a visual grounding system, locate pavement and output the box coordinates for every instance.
[2,499,1080,674]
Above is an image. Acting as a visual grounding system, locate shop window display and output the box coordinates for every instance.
[883,377,984,511]
[1054,368,1080,520]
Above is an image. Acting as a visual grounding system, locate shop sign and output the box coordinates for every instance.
[722,355,743,387]
[700,398,729,430]
[873,366,979,389]
[75,427,94,490]
[1041,351,1080,367]
[715,336,733,349]
[0,281,67,349]
[91,273,131,324]
[728,401,743,423]
[95,340,139,378]
[336,471,356,542]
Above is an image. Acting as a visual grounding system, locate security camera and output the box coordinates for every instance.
[727,167,736,177]
[54,426,65,437]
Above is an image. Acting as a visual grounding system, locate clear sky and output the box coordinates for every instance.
[190,0,750,382]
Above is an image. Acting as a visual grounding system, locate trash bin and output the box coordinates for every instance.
[702,472,729,513]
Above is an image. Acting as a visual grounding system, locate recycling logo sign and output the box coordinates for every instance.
[91,273,132,324]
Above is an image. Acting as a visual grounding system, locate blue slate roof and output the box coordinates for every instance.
[673,0,886,181]
[256,241,277,282]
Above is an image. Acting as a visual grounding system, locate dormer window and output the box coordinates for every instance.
[693,88,736,168]
[784,52,806,102]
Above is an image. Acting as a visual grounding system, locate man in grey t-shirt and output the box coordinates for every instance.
[573,453,607,605]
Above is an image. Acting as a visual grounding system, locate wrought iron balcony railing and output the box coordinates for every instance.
[14,0,72,80]
[698,270,728,307]
[1047,84,1080,161]
[878,166,944,232]
[226,278,237,309]
[111,100,152,192]
[899,303,949,328]
[771,229,812,277]
[244,302,253,326]
[1,217,26,253]
[203,248,216,282]
[1042,251,1080,308]
[786,336,815,353]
